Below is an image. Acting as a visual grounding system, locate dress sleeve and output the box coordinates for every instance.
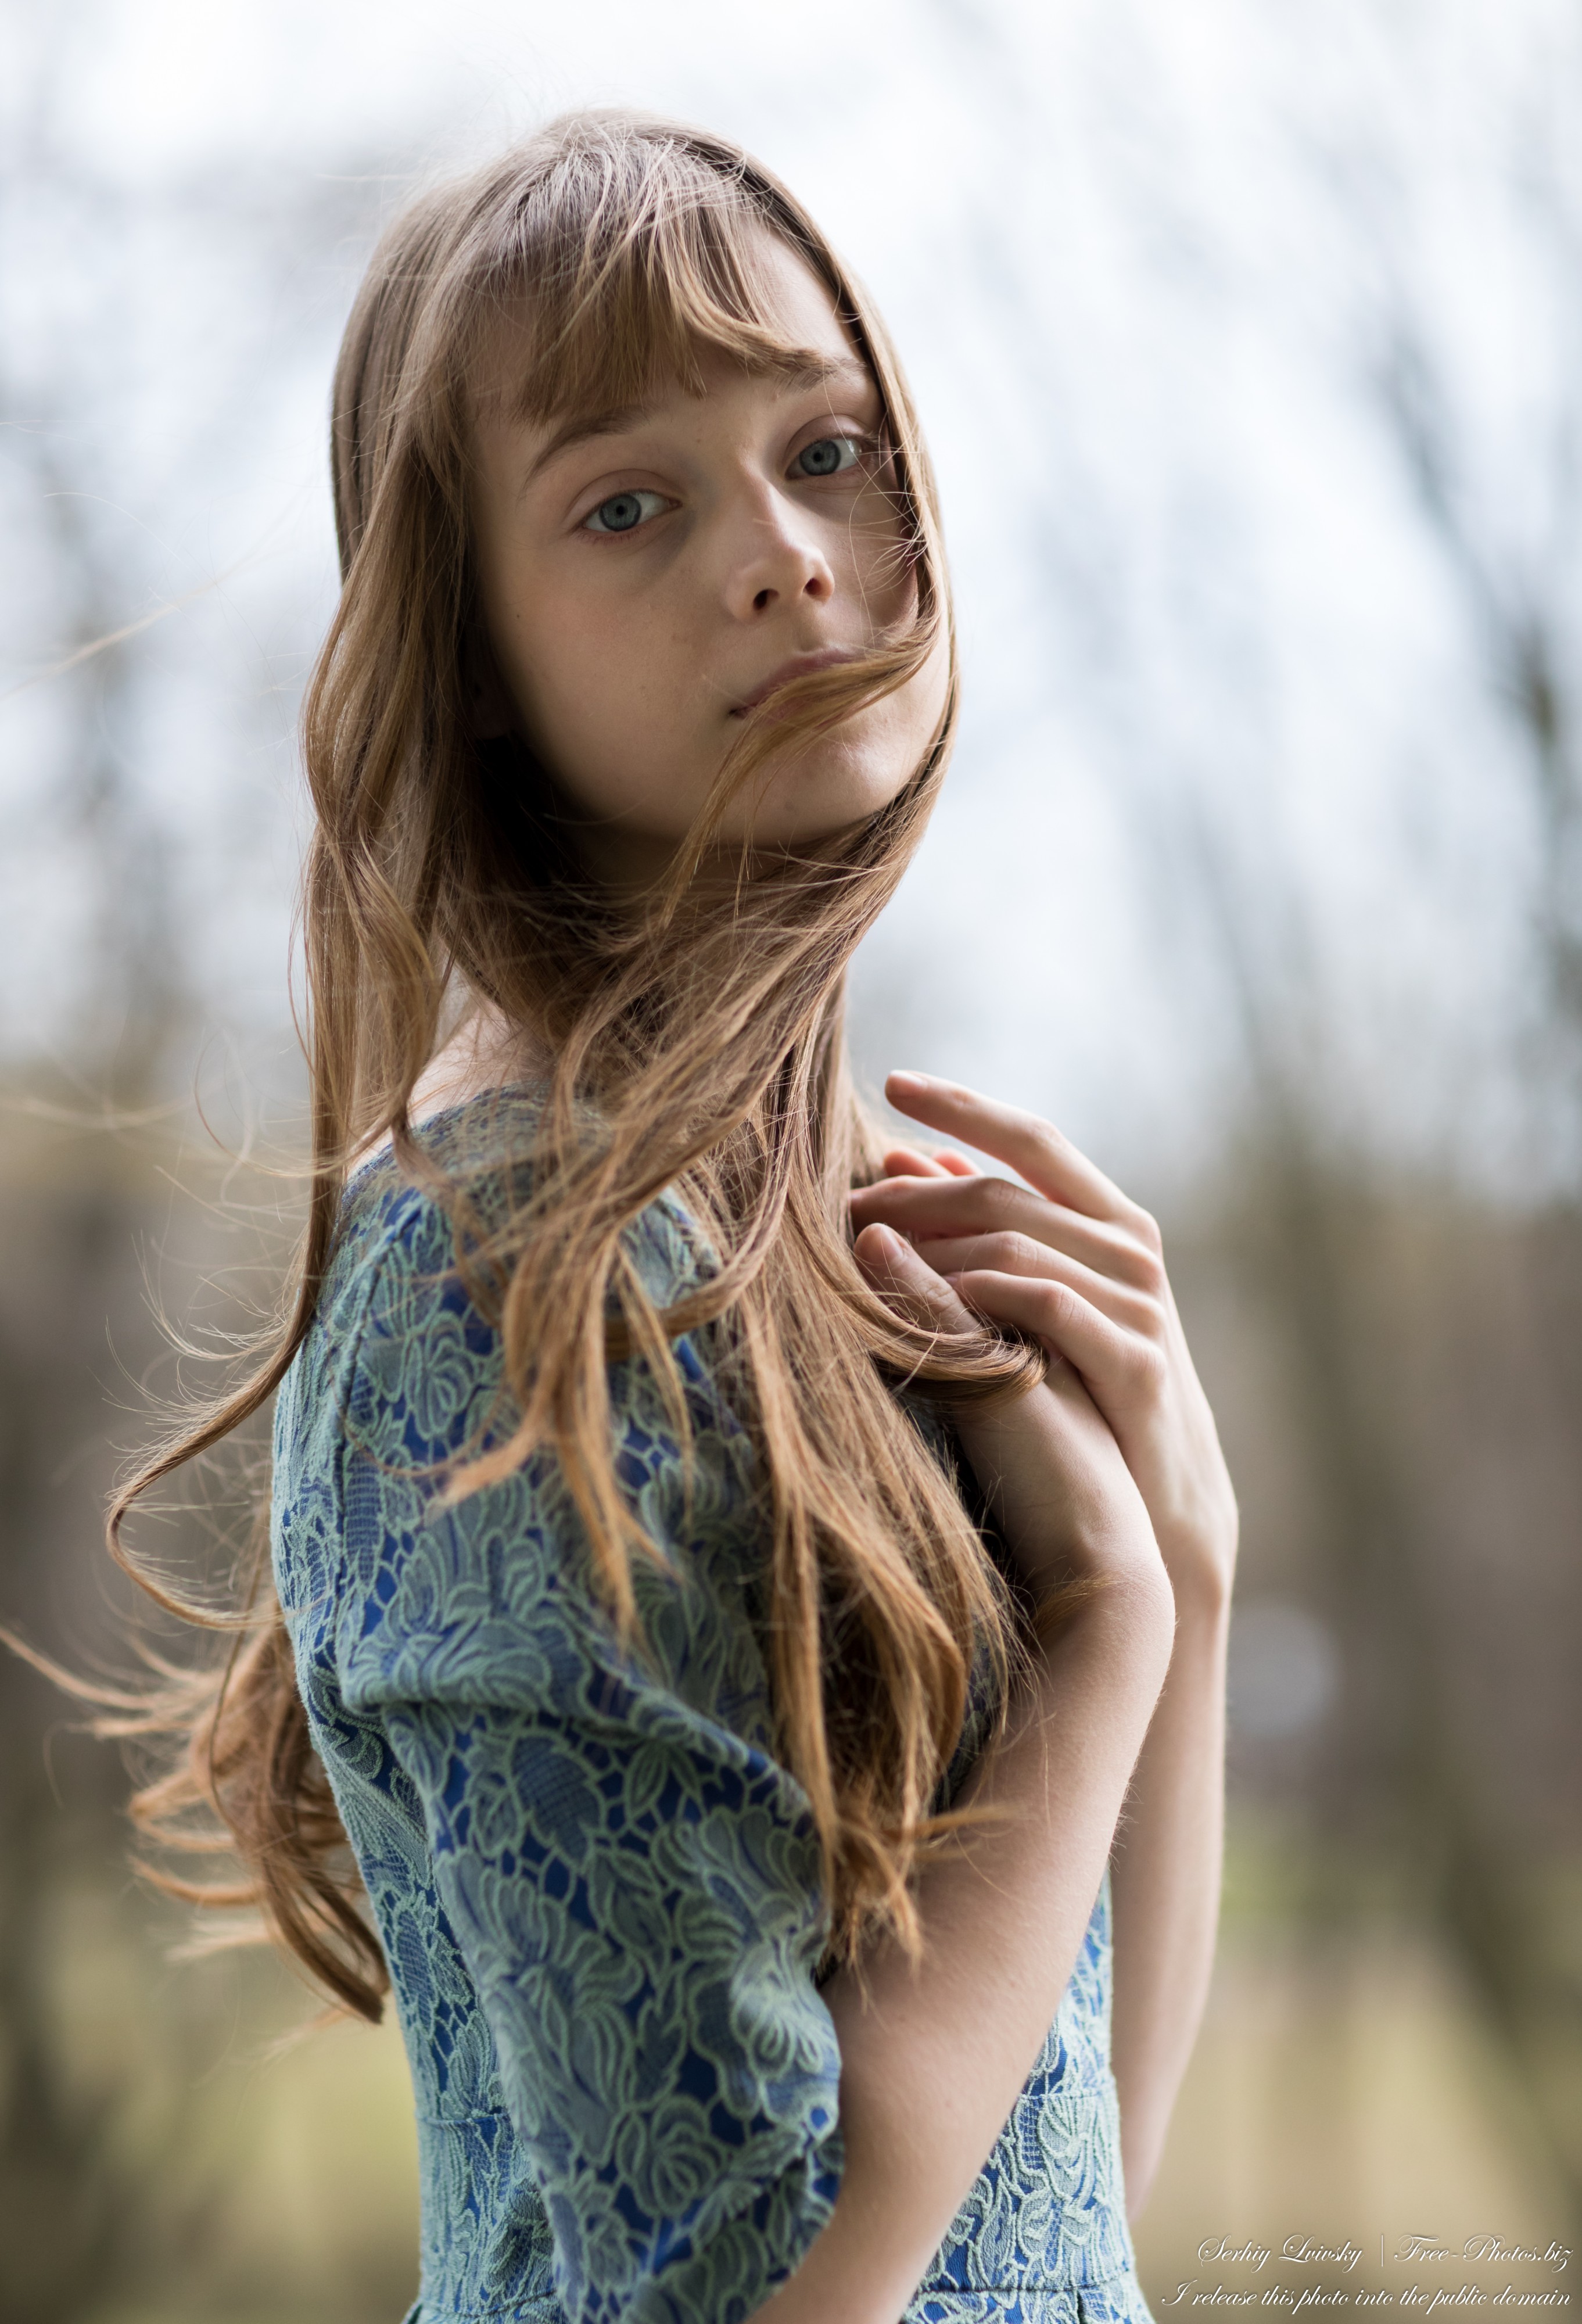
[332,1189,844,2324]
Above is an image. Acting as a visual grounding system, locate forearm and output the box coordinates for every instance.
[848,1074,1239,2243]
[1108,1572,1230,2218]
[755,1575,1175,2324]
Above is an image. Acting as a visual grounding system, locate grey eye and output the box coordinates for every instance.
[583,489,667,534]
[795,436,859,479]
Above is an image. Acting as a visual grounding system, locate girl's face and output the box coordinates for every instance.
[467,232,949,887]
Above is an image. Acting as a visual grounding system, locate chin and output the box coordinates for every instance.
[738,732,925,848]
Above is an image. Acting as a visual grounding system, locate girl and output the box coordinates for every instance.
[114,109,1236,2324]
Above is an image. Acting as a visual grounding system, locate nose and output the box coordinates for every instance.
[721,482,835,621]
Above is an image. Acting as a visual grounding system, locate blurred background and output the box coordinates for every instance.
[3,0,1580,2316]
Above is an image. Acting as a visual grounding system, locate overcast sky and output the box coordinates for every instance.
[4,0,1579,1198]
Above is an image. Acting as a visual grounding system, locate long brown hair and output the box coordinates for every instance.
[96,110,1050,2023]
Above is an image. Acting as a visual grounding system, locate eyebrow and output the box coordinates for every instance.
[516,353,876,497]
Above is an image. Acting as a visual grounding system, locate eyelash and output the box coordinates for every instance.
[790,432,869,480]
[582,489,670,536]
[579,433,877,536]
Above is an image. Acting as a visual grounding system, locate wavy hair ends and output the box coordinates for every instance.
[104,107,1049,2025]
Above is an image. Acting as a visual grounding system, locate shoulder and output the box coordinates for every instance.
[333,1084,708,1333]
[274,1097,766,1733]
[273,1086,723,1525]
[297,1086,705,1384]
[277,1083,740,1513]
[327,1083,543,1336]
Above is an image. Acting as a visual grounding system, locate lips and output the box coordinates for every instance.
[730,647,860,716]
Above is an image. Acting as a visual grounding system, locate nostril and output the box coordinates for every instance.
[754,588,772,611]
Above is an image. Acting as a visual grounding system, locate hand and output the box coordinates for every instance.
[849,1162,1164,1624]
[851,1073,1238,1612]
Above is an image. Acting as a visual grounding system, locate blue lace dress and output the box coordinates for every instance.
[271,1089,1153,2324]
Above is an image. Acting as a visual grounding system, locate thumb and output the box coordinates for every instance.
[853,1221,979,1336]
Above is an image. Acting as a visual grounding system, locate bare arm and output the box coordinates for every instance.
[755,1227,1176,2324]
[758,1581,1174,2324]
[849,1072,1240,2230]
[1109,1573,1230,2214]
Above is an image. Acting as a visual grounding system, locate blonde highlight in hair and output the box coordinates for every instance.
[102,109,1050,2021]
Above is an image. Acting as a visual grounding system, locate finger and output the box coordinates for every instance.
[878,1145,979,1181]
[851,1175,1157,1292]
[884,1071,1137,1225]
[852,1221,980,1337]
[949,1267,1165,1416]
[916,1232,1156,1333]
[880,1145,952,1180]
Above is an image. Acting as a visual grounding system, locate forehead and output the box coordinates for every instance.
[741,232,859,361]
[469,226,874,439]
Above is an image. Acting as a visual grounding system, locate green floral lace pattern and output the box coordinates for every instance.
[270,1090,1152,2324]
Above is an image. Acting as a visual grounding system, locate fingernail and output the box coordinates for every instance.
[861,1223,912,1267]
[888,1071,930,1095]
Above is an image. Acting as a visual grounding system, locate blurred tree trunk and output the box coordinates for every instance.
[2,21,196,2309]
[1229,1116,1582,2233]
[1346,116,1582,2223]
[0,1171,149,2319]
[0,10,381,2304]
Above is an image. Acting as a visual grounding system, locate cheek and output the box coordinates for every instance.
[505,605,602,749]
[840,485,919,623]
[491,575,716,820]
[768,629,950,830]
[486,565,597,728]
[887,622,952,762]
[848,626,951,808]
